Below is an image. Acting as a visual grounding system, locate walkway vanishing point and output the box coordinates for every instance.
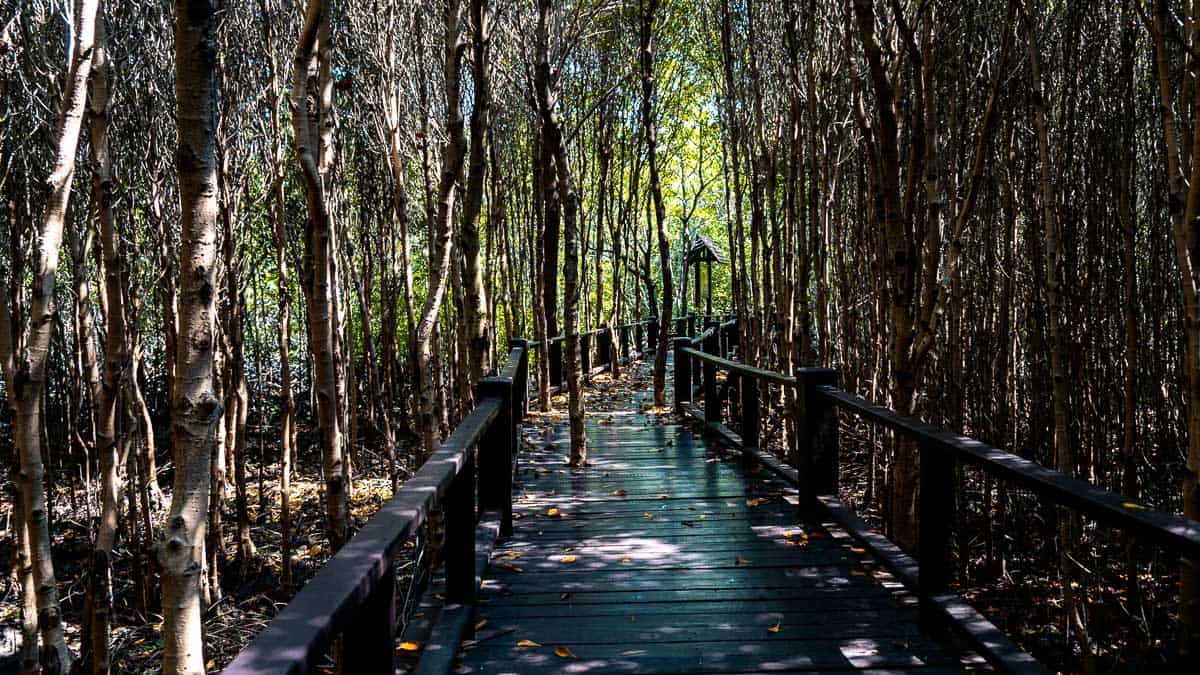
[225,317,1200,675]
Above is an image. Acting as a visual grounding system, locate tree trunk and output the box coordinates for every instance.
[159,1,221,672]
[293,0,348,550]
[416,0,468,458]
[0,1,101,671]
[461,0,492,386]
[641,0,672,408]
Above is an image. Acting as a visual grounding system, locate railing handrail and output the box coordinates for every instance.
[678,342,1200,558]
[671,316,1199,673]
[818,385,1200,559]
[225,344,529,674]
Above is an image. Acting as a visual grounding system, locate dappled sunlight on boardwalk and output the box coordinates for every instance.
[448,360,982,674]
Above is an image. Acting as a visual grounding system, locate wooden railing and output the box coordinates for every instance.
[225,316,666,673]
[674,318,1200,675]
[224,341,530,674]
[540,318,659,392]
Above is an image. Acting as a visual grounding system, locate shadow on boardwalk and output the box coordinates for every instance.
[414,359,985,674]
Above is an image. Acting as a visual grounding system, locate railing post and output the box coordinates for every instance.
[673,337,691,412]
[598,325,612,371]
[703,320,719,426]
[620,325,631,361]
[508,339,530,421]
[341,563,397,672]
[919,441,953,632]
[648,316,658,351]
[796,368,839,514]
[479,376,515,535]
[580,332,592,374]
[549,338,563,390]
[445,443,476,605]
[740,374,759,452]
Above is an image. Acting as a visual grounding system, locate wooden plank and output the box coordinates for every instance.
[477,596,912,620]
[477,585,915,607]
[460,638,967,673]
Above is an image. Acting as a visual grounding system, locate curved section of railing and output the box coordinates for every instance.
[672,319,1200,675]
[224,342,530,675]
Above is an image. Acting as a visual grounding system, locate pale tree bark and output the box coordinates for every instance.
[293,0,348,550]
[416,0,468,458]
[86,10,123,672]
[535,0,586,464]
[0,1,101,671]
[641,0,673,408]
[158,1,221,672]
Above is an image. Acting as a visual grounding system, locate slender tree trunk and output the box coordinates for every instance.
[641,0,672,407]
[159,1,221,672]
[0,2,101,670]
[293,0,348,550]
[461,0,492,386]
[416,0,468,458]
[535,0,587,463]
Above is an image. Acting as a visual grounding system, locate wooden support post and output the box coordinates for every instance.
[796,368,839,515]
[740,374,759,452]
[621,325,631,361]
[508,339,530,421]
[919,441,954,632]
[580,332,592,374]
[673,337,691,411]
[549,338,563,390]
[703,320,719,427]
[648,316,657,351]
[598,325,612,370]
[479,376,514,535]
[341,563,397,672]
[445,447,476,604]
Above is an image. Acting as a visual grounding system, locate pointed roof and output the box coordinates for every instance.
[686,233,729,265]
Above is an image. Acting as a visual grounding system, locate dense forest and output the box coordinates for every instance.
[2,0,1200,672]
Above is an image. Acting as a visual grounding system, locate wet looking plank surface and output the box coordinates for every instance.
[448,366,984,674]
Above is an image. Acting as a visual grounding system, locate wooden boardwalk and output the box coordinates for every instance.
[451,366,983,674]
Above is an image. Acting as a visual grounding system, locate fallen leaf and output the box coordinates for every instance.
[555,646,577,659]
[498,563,524,573]
[504,551,522,560]
[612,489,628,496]
[658,493,671,499]
[398,641,421,652]
[545,489,556,496]
[547,507,561,517]
[768,622,781,634]
[746,497,770,507]
[560,592,570,600]
[517,639,541,648]
[735,556,752,565]
[643,512,654,520]
[560,555,577,564]
[475,620,488,631]
[849,547,866,555]
[621,556,632,564]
